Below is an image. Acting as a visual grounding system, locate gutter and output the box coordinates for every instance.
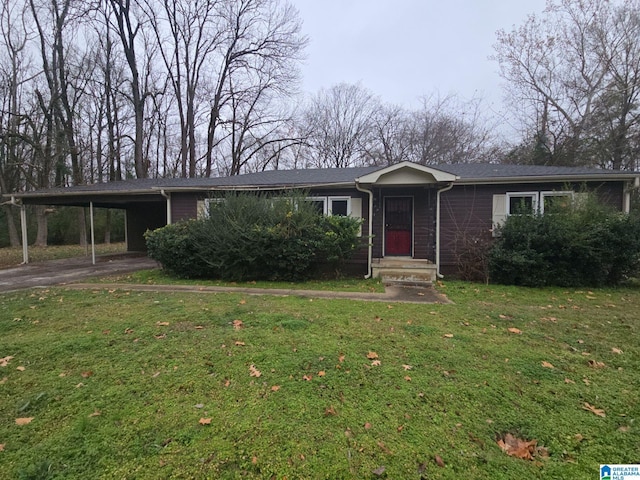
[160,189,172,224]
[435,182,455,279]
[355,181,374,279]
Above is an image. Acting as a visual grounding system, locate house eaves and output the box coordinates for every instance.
[453,174,640,185]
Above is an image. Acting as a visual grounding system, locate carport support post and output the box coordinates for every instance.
[20,204,29,264]
[89,201,96,265]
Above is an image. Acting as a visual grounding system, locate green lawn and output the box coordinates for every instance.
[0,244,127,269]
[0,282,638,479]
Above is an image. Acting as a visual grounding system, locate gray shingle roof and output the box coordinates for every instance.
[9,163,638,199]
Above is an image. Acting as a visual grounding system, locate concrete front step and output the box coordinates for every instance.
[372,258,437,286]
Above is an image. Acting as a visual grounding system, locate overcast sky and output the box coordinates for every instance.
[292,0,547,112]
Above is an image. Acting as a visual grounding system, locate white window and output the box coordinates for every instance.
[202,197,225,218]
[305,197,327,215]
[540,191,573,213]
[506,192,538,215]
[328,196,350,216]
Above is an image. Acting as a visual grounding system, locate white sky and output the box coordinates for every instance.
[292,0,547,111]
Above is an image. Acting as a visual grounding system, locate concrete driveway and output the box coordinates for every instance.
[0,254,158,293]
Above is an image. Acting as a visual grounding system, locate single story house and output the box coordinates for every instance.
[5,162,640,282]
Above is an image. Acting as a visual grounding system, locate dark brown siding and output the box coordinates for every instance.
[439,180,626,275]
[171,193,199,222]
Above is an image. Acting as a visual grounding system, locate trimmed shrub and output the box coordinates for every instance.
[489,195,640,287]
[145,193,362,281]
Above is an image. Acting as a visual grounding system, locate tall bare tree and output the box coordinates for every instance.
[204,0,306,176]
[494,0,640,169]
[303,83,378,168]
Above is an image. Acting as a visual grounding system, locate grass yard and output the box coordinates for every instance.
[96,269,386,293]
[0,244,127,269]
[0,282,638,479]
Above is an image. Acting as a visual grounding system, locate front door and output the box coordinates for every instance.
[384,197,412,256]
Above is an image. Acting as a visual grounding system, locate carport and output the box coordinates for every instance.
[6,180,168,265]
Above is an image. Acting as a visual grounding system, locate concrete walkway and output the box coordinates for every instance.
[0,255,450,304]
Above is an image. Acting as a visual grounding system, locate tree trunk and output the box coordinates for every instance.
[34,206,48,247]
[78,208,87,247]
[2,205,20,247]
[104,209,112,244]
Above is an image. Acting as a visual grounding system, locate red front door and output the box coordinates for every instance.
[385,197,412,256]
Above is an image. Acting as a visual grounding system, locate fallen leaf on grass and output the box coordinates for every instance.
[324,405,337,416]
[318,370,326,377]
[232,320,244,330]
[0,443,4,451]
[367,351,379,359]
[0,377,7,384]
[338,354,345,363]
[583,402,606,417]
[154,334,166,340]
[588,360,606,369]
[270,385,280,392]
[81,371,94,378]
[234,341,245,346]
[496,433,537,460]
[371,360,381,367]
[16,366,25,372]
[249,365,261,378]
[377,441,392,454]
[372,465,386,476]
[443,333,454,338]
[199,418,212,425]
[612,348,623,354]
[583,378,591,386]
[302,374,313,381]
[156,321,170,326]
[564,378,575,384]
[404,376,412,381]
[0,356,14,367]
[618,425,630,433]
[15,417,34,426]
[402,364,412,371]
[435,454,445,467]
[195,325,204,330]
[364,422,372,430]
[541,361,554,369]
[88,410,101,418]
[508,327,522,334]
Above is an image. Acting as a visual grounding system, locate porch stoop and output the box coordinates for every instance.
[372,257,437,286]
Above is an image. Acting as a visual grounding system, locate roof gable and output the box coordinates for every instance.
[356,162,458,185]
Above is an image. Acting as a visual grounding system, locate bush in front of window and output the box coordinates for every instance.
[489,195,640,287]
[145,193,362,281]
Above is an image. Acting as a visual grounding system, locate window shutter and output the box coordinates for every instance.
[350,197,362,219]
[197,200,206,219]
[492,194,507,236]
[573,192,589,208]
[350,197,362,236]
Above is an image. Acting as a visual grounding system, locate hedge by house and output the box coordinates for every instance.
[489,195,640,287]
[145,193,362,281]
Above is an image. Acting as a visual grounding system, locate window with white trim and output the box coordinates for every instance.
[306,196,355,217]
[540,191,573,213]
[493,190,577,237]
[506,192,538,215]
[328,196,350,216]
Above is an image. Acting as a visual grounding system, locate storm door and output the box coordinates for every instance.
[384,197,413,256]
